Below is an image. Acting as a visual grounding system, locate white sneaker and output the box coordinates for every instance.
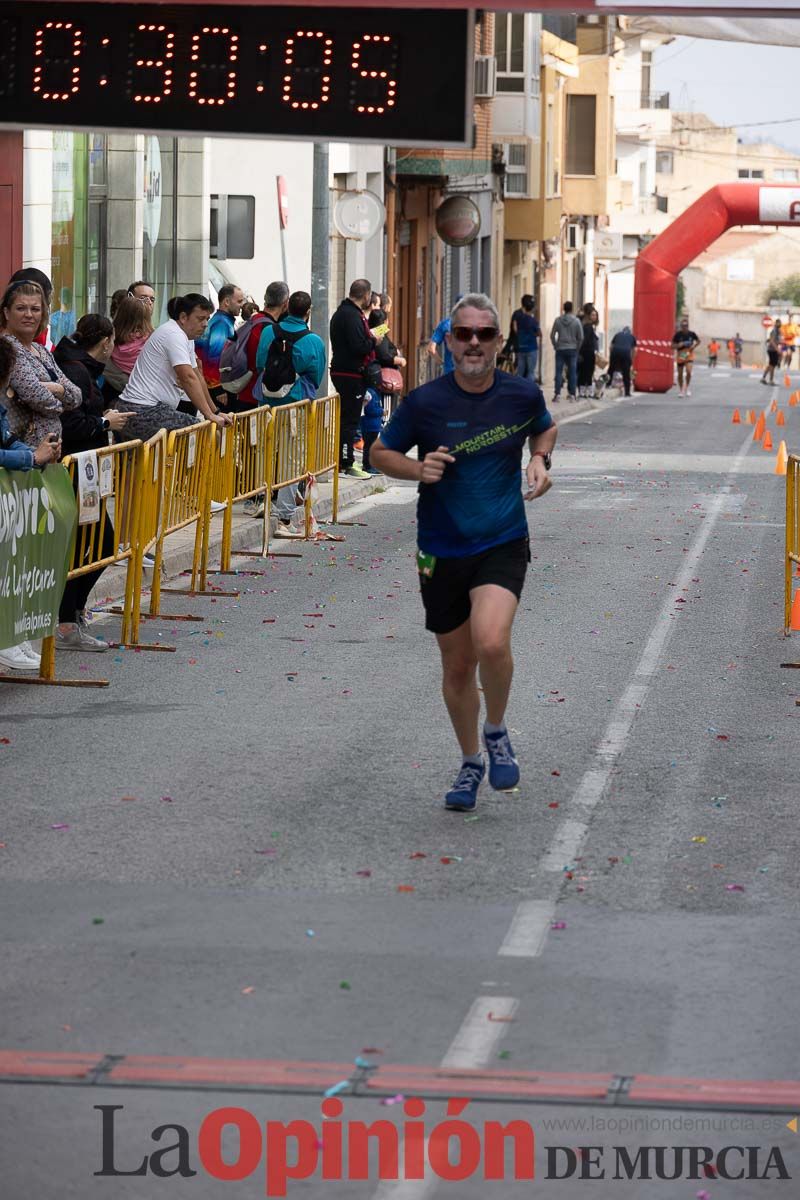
[243,498,266,519]
[0,644,39,671]
[18,639,41,665]
[686,388,692,397]
[56,623,109,652]
[210,500,226,514]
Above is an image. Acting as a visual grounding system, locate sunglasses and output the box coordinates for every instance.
[451,325,500,343]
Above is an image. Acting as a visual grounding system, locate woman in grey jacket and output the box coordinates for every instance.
[0,280,81,446]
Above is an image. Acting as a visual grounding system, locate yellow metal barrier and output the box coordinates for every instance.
[265,400,312,548]
[25,439,143,687]
[786,453,800,634]
[216,406,273,572]
[123,429,167,647]
[146,421,215,621]
[309,393,340,526]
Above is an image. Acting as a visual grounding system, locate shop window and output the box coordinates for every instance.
[210,195,256,260]
[565,95,596,177]
[51,132,88,342]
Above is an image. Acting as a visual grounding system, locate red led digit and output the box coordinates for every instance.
[32,21,82,103]
[128,23,174,104]
[350,34,398,116]
[282,30,332,112]
[189,26,238,106]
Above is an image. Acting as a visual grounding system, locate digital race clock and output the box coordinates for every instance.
[0,4,473,144]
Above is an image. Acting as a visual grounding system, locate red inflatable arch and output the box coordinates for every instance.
[633,181,800,392]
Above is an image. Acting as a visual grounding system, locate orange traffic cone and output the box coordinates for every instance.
[732,409,741,424]
[770,398,778,413]
[792,392,800,407]
[785,374,792,388]
[754,415,766,441]
[791,589,800,631]
[746,409,754,424]
[777,409,786,426]
[763,430,774,451]
[775,440,788,474]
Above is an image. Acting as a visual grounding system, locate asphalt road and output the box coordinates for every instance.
[1,365,799,1197]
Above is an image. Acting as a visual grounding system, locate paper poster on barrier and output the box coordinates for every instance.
[249,416,258,447]
[0,465,77,650]
[220,428,227,457]
[152,442,160,484]
[289,407,297,438]
[98,455,114,499]
[187,432,197,470]
[323,404,330,429]
[76,450,100,525]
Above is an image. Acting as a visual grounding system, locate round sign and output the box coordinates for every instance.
[435,195,481,247]
[762,315,775,327]
[333,190,386,241]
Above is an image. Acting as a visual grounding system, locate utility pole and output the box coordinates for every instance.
[310,142,330,394]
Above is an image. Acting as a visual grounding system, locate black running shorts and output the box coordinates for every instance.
[418,536,530,635]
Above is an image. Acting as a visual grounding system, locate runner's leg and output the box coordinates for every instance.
[436,621,480,757]
[469,584,518,725]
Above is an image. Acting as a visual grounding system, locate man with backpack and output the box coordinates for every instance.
[196,283,244,405]
[218,281,289,410]
[254,291,326,535]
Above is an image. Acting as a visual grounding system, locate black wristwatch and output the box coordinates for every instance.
[101,417,111,431]
[532,450,552,470]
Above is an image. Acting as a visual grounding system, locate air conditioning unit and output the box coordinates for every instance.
[474,56,497,99]
[567,221,581,250]
[502,142,530,199]
[594,230,623,259]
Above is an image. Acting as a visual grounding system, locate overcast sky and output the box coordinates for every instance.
[654,36,800,154]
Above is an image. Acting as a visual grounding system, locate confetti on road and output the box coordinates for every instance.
[551,921,567,931]
[397,885,415,893]
[324,1079,350,1098]
[50,824,69,830]
[241,986,255,995]
[339,981,351,990]
[725,884,746,892]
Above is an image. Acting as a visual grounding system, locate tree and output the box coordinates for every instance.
[763,275,800,307]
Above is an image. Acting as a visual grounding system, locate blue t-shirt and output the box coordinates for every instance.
[513,311,541,353]
[430,318,454,373]
[380,370,553,558]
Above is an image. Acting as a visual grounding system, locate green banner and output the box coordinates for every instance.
[0,465,77,651]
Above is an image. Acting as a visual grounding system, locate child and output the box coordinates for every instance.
[708,339,720,368]
[361,387,384,475]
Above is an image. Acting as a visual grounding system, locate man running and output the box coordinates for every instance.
[370,293,557,812]
[672,318,700,397]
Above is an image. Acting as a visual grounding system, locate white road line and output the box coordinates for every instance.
[509,425,758,919]
[371,996,518,1199]
[498,900,555,957]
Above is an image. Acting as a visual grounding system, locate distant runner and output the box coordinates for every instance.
[672,318,700,397]
[370,293,557,812]
[762,319,782,385]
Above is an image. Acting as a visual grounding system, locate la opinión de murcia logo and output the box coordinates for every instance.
[95,1102,791,1194]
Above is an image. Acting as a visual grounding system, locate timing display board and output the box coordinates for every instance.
[0,5,473,144]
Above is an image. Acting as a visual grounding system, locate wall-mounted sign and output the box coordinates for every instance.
[435,195,481,248]
[333,189,385,241]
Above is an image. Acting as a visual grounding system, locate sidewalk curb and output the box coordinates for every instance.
[90,473,386,613]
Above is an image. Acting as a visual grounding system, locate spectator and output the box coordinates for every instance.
[110,289,129,320]
[50,286,77,346]
[0,338,61,672]
[116,294,233,439]
[609,326,637,397]
[369,299,406,372]
[9,268,53,348]
[512,294,541,380]
[733,332,743,369]
[708,338,720,368]
[54,314,132,456]
[361,387,384,475]
[330,278,382,478]
[577,303,598,398]
[103,296,153,403]
[127,279,156,319]
[427,301,460,375]
[196,283,244,405]
[240,297,259,322]
[53,315,133,653]
[255,289,327,531]
[550,301,583,403]
[237,281,290,411]
[0,280,81,448]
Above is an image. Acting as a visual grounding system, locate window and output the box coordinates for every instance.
[210,195,256,259]
[774,168,799,182]
[504,143,529,197]
[738,168,764,180]
[565,95,596,176]
[656,151,674,175]
[495,12,525,93]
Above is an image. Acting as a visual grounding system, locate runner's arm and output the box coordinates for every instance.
[369,437,454,483]
[525,421,558,500]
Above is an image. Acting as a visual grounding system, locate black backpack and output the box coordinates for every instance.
[262,327,311,399]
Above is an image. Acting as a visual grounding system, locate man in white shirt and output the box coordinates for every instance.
[117,293,232,441]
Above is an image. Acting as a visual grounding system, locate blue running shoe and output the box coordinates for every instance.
[483,728,520,791]
[444,760,485,812]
